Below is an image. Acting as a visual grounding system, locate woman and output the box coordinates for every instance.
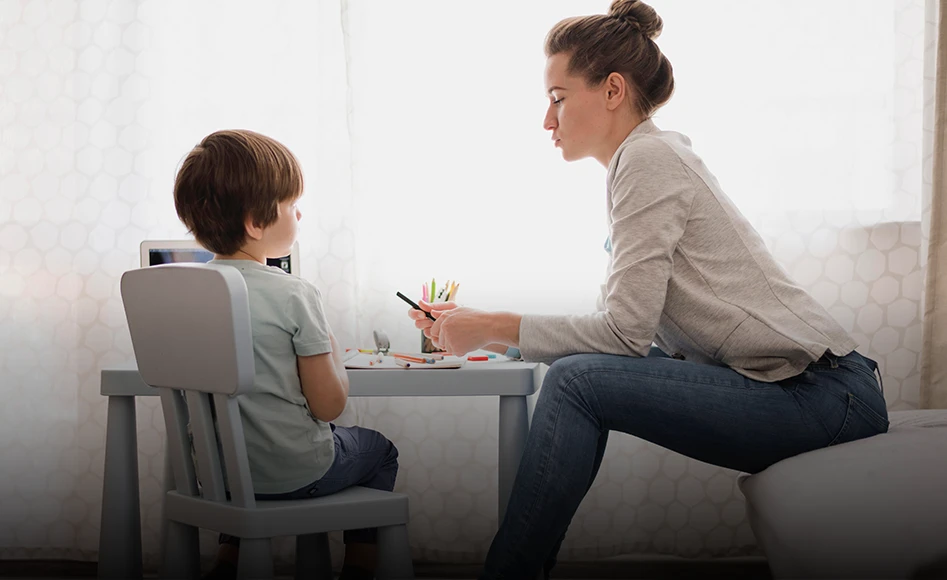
[408,1,889,578]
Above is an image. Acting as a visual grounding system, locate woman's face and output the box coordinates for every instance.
[543,53,612,163]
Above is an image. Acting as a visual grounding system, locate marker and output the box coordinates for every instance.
[391,351,443,361]
[467,356,489,361]
[342,350,359,362]
[357,348,375,354]
[396,291,436,321]
[395,359,411,368]
[393,353,436,364]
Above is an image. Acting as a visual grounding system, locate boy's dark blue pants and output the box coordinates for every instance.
[220,424,399,546]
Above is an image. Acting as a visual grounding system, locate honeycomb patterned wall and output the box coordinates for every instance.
[0,0,936,569]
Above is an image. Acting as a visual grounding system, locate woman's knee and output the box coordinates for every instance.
[540,355,612,413]
[545,355,596,386]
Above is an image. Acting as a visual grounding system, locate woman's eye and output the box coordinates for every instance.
[553,98,563,105]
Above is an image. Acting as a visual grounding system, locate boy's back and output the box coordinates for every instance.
[174,130,397,576]
[212,258,335,495]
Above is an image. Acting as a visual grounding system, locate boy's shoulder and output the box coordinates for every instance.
[248,265,320,297]
[213,260,321,301]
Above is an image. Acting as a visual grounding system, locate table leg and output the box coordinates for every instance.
[98,396,143,579]
[497,395,529,523]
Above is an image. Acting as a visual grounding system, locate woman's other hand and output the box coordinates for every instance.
[429,306,496,356]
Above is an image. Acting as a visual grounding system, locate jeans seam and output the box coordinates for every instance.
[589,367,757,390]
[827,394,855,446]
[789,386,837,444]
[849,392,890,433]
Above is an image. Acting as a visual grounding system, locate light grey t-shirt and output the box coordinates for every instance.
[211,259,335,494]
[519,120,858,382]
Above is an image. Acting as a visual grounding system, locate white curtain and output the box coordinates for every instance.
[921,0,946,408]
[0,0,934,567]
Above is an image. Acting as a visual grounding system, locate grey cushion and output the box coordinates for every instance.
[739,410,947,579]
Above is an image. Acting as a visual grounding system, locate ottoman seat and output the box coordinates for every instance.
[739,410,947,579]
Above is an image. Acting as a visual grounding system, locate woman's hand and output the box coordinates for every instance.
[429,306,498,356]
[407,300,457,337]
[408,300,522,356]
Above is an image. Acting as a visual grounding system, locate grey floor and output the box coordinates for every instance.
[0,557,773,579]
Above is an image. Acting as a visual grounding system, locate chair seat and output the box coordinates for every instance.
[164,485,410,539]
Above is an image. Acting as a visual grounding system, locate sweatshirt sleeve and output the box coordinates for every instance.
[519,137,697,363]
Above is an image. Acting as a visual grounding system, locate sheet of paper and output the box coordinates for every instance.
[343,352,466,369]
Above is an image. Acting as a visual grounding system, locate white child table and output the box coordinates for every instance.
[97,361,543,579]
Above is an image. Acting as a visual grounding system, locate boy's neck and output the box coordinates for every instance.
[215,247,266,264]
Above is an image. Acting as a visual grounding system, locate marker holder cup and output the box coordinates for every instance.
[421,332,445,354]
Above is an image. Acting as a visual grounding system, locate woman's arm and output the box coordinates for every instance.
[517,137,696,362]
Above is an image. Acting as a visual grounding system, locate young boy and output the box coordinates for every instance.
[174,129,398,580]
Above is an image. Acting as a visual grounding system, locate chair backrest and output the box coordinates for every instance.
[121,263,254,396]
[121,263,258,506]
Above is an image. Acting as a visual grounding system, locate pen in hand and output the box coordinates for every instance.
[396,291,437,322]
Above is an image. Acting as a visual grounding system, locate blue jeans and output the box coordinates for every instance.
[480,348,889,579]
[221,424,398,546]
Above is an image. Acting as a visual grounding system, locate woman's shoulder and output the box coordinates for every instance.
[609,128,694,186]
[615,123,693,161]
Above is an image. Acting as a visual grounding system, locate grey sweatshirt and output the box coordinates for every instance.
[519,120,857,382]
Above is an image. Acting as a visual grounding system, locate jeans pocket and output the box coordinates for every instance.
[850,392,890,434]
[827,394,855,447]
[828,393,889,447]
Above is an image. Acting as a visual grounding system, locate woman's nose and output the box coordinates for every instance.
[543,106,557,131]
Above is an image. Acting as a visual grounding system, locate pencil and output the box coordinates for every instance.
[396,291,436,322]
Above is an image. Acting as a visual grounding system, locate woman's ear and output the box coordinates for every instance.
[604,72,631,111]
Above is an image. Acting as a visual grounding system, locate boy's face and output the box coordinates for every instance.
[262,197,302,258]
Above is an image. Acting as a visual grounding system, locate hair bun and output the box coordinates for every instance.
[608,0,663,40]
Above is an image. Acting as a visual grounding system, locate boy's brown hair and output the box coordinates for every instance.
[174,129,304,256]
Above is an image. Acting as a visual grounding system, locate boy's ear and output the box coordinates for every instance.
[245,216,265,241]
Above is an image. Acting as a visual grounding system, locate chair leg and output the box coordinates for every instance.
[296,533,333,580]
[159,519,201,579]
[376,524,413,580]
[237,538,273,580]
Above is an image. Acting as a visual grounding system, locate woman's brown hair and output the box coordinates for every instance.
[173,130,303,256]
[545,0,674,118]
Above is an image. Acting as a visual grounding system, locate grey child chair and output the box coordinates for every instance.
[121,263,413,579]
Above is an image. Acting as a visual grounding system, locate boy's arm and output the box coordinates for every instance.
[297,333,350,423]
